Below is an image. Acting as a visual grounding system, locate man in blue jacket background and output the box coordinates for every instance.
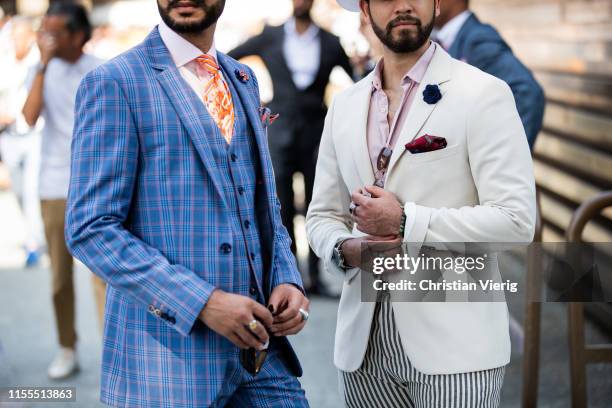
[434,0,545,148]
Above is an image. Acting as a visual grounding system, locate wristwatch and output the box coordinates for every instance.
[399,204,407,238]
[332,238,351,271]
[36,62,48,75]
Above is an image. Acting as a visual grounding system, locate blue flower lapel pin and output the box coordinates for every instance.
[235,68,250,83]
[423,84,442,104]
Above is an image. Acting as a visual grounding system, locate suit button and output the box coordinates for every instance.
[230,153,238,162]
[250,252,256,261]
[148,305,155,313]
[249,287,258,296]
[238,186,245,195]
[220,243,232,254]
[244,220,250,229]
[154,309,162,317]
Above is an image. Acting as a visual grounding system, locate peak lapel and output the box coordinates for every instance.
[217,53,265,155]
[147,27,228,208]
[386,46,453,176]
[217,53,276,200]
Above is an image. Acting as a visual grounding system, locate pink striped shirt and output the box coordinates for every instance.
[367,42,436,182]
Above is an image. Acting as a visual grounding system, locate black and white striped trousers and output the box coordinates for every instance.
[341,299,506,408]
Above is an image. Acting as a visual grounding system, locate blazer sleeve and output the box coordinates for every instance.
[463,27,545,149]
[228,28,268,60]
[270,195,306,292]
[402,78,537,251]
[247,68,304,292]
[305,97,358,279]
[65,68,216,338]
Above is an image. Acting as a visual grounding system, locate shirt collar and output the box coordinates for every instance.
[372,41,437,92]
[435,10,471,50]
[284,17,320,41]
[158,19,217,68]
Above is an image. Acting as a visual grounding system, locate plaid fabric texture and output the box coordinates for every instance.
[65,28,304,407]
[206,67,265,300]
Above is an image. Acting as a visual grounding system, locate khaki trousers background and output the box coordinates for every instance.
[41,199,76,349]
[92,274,106,331]
[41,200,107,348]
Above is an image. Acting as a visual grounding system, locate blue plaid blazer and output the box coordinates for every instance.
[65,28,304,407]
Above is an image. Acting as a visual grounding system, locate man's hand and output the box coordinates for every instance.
[37,31,57,65]
[199,289,273,350]
[341,235,401,270]
[351,185,404,237]
[268,284,309,337]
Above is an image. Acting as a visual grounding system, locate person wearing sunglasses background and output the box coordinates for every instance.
[306,0,536,406]
[20,2,104,380]
[65,0,310,407]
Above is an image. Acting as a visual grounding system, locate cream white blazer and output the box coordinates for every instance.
[305,46,536,375]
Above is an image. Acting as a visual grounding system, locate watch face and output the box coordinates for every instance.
[333,244,345,268]
[333,246,340,262]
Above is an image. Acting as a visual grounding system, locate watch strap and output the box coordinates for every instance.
[399,205,407,238]
[36,62,47,74]
[333,238,351,270]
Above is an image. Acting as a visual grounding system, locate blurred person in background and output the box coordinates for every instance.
[65,0,310,406]
[0,5,11,190]
[351,12,383,79]
[0,6,10,48]
[229,0,354,298]
[0,6,10,66]
[433,0,545,148]
[0,16,44,268]
[21,1,103,380]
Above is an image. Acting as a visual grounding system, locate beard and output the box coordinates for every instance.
[369,8,435,54]
[158,0,225,34]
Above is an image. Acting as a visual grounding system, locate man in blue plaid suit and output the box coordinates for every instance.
[65,1,310,407]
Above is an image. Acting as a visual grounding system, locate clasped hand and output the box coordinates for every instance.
[199,284,309,350]
[342,185,404,269]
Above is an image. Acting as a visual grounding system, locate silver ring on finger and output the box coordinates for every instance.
[349,202,358,215]
[298,308,309,322]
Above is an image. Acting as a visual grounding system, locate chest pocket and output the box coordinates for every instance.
[404,144,462,166]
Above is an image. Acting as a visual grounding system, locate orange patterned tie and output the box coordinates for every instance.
[196,54,235,144]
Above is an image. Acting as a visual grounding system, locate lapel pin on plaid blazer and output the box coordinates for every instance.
[235,68,250,83]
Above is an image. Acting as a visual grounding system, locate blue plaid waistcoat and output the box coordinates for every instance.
[207,73,265,301]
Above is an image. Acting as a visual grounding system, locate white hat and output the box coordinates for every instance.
[337,0,361,12]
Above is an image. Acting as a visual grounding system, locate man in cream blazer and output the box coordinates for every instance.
[306,0,536,406]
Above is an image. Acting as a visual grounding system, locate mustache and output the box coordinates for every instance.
[168,0,205,8]
[387,15,422,29]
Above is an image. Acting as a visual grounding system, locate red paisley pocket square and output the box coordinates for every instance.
[405,134,447,154]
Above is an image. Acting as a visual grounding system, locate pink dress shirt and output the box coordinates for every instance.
[367,42,437,184]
